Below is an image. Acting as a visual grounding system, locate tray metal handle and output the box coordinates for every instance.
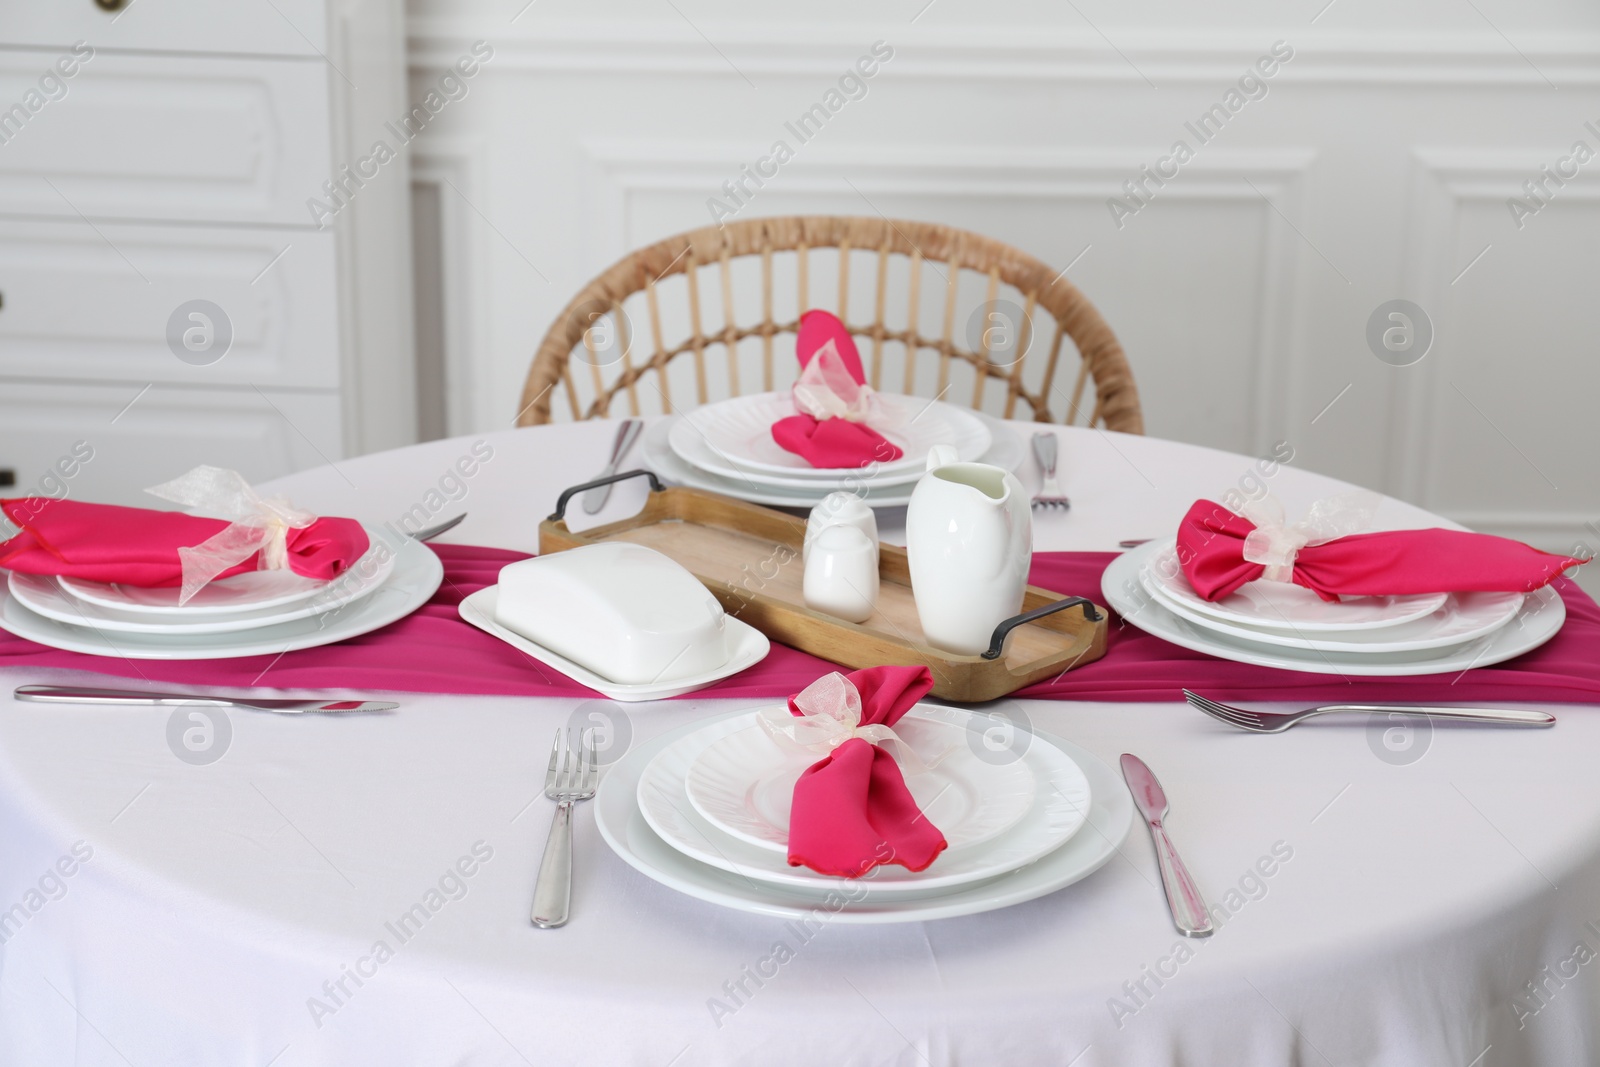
[548,469,663,522]
[981,596,1103,661]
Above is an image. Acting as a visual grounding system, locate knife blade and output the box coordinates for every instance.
[1120,753,1214,938]
[582,419,644,515]
[14,685,397,715]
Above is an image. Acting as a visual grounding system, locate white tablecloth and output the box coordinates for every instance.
[1,421,1595,1066]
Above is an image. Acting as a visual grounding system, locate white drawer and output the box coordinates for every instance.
[0,382,342,510]
[0,219,340,389]
[0,52,331,227]
[0,1,326,59]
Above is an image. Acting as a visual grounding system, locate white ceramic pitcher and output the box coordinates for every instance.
[905,444,1033,656]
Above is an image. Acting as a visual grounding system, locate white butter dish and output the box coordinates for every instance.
[492,543,734,685]
[460,585,769,701]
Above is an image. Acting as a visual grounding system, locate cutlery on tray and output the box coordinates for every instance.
[1183,689,1556,733]
[1030,432,1070,510]
[14,685,397,715]
[409,512,466,542]
[583,419,644,515]
[531,728,599,928]
[1120,753,1213,938]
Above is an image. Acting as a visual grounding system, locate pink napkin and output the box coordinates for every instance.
[1176,499,1584,602]
[781,666,947,878]
[0,498,369,587]
[770,310,904,469]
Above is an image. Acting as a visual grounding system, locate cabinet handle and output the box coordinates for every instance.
[94,0,128,11]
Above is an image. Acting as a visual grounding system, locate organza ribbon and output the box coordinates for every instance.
[791,339,875,423]
[144,465,316,605]
[1238,491,1382,583]
[757,671,949,775]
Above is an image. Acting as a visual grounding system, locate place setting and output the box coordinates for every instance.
[638,309,1026,508]
[1101,492,1581,681]
[586,665,1135,925]
[0,465,444,661]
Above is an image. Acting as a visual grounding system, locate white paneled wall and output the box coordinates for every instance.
[404,0,1600,566]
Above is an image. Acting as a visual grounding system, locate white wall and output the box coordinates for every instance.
[404,0,1600,567]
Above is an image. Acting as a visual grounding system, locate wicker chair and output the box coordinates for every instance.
[517,216,1142,434]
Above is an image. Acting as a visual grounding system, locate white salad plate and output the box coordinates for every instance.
[8,535,396,635]
[458,585,770,701]
[597,711,1133,923]
[0,534,442,659]
[674,391,991,480]
[1104,540,1565,676]
[1141,540,1449,633]
[684,709,1036,856]
[641,413,1025,508]
[59,566,340,616]
[1138,559,1524,654]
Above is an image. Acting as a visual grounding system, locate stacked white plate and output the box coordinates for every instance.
[0,528,444,659]
[641,391,1025,507]
[1101,539,1566,675]
[596,704,1135,923]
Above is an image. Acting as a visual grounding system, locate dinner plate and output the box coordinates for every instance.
[1138,560,1524,654]
[641,412,1025,508]
[457,585,770,701]
[639,706,1089,894]
[8,534,396,635]
[1104,541,1566,675]
[0,534,442,659]
[667,432,929,491]
[670,392,991,483]
[597,712,1133,923]
[1141,540,1449,633]
[685,709,1035,855]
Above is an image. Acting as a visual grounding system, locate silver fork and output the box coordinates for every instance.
[1182,689,1556,734]
[531,729,599,928]
[1031,432,1071,510]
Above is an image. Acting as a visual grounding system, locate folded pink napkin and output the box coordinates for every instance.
[0,497,369,588]
[777,665,947,878]
[1177,498,1584,602]
[770,310,904,470]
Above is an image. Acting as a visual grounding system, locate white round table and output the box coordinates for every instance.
[0,421,1594,1066]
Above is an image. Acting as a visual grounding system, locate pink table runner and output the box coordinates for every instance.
[4,544,1600,703]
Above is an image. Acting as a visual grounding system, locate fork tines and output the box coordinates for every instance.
[1181,689,1264,730]
[545,728,600,797]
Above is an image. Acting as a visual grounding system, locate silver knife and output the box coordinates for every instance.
[582,419,644,515]
[1120,753,1214,938]
[14,685,397,715]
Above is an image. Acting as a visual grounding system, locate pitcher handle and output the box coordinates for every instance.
[925,444,959,472]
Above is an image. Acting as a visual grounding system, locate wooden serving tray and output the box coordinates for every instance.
[538,472,1107,703]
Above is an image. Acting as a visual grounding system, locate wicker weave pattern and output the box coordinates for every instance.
[517,216,1142,434]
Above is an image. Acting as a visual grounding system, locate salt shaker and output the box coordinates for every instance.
[804,492,878,567]
[803,524,879,623]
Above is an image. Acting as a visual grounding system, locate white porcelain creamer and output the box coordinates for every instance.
[905,444,1032,655]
